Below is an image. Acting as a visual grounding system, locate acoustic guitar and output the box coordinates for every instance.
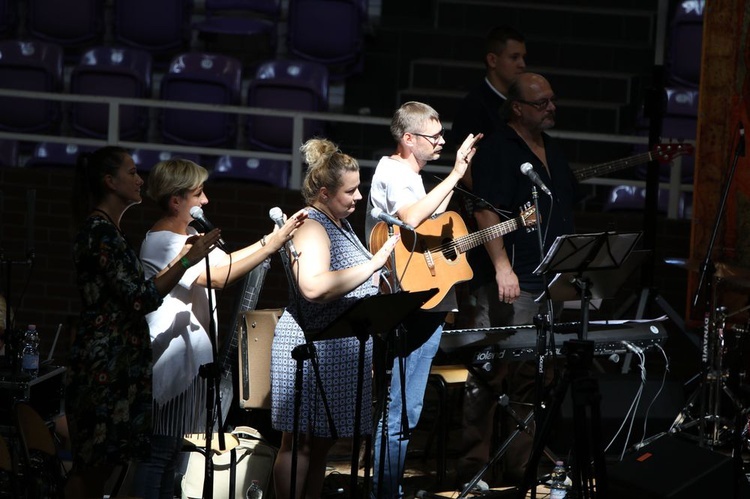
[369,205,536,309]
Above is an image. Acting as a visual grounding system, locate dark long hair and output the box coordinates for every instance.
[71,146,130,221]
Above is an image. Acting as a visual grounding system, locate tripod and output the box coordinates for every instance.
[518,231,641,498]
[518,339,608,499]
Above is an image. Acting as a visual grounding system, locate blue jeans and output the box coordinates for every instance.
[131,434,183,499]
[372,315,444,498]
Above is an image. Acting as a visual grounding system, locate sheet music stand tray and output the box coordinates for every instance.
[302,288,437,497]
[534,231,641,340]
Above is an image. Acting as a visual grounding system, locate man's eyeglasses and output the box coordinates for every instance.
[411,128,445,144]
[517,97,557,110]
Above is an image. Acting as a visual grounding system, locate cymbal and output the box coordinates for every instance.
[663,258,750,289]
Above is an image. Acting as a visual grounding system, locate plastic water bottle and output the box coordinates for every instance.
[21,324,40,377]
[246,479,263,499]
[549,460,568,499]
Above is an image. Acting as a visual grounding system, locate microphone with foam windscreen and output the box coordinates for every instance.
[520,162,552,196]
[370,207,415,231]
[269,207,299,259]
[189,206,228,252]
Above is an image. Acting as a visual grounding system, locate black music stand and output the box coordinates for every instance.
[301,288,437,498]
[518,232,640,499]
[534,231,642,340]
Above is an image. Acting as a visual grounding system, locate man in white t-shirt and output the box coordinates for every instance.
[366,101,481,498]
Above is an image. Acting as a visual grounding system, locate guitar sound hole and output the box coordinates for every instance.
[443,242,457,261]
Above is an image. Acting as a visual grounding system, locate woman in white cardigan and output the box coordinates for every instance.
[135,158,307,499]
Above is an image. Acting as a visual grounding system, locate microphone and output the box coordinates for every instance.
[620,340,643,355]
[189,206,228,252]
[739,122,745,157]
[370,207,415,231]
[520,162,552,196]
[269,207,299,259]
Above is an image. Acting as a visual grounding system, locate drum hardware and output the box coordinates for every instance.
[670,304,750,448]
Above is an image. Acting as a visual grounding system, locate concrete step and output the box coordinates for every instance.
[433,1,657,47]
[409,59,639,105]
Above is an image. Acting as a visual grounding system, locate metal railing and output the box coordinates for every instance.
[0,88,693,218]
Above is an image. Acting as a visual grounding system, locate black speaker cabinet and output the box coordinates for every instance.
[608,435,738,498]
[238,309,282,410]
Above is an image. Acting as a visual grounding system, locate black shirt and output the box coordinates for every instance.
[469,124,579,293]
[450,78,507,148]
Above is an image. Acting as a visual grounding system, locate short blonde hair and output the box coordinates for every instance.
[146,159,209,211]
[300,138,359,205]
[390,101,440,142]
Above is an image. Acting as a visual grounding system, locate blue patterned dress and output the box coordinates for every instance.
[66,215,162,467]
[271,208,378,437]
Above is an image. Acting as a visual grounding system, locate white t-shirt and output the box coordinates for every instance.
[365,156,426,237]
[366,155,457,311]
[140,228,223,405]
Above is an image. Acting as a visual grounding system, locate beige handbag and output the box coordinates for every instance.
[181,426,277,499]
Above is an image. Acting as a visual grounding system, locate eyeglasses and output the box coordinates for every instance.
[517,97,557,110]
[411,128,445,144]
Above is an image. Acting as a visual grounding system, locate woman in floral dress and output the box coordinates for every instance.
[65,146,220,497]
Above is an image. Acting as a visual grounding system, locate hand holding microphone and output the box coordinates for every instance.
[189,206,229,252]
[269,207,307,259]
[520,162,552,196]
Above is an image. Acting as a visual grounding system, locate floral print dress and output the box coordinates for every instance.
[65,215,162,468]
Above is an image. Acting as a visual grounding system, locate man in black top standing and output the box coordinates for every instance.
[456,72,580,488]
[451,25,527,191]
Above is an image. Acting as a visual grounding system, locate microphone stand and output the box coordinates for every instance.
[374,222,406,499]
[528,185,554,499]
[682,122,745,448]
[200,253,225,499]
[278,245,338,499]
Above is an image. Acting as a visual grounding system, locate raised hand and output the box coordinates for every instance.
[266,208,308,251]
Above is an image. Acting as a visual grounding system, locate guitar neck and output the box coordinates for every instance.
[574,151,653,181]
[454,216,523,253]
[218,259,270,373]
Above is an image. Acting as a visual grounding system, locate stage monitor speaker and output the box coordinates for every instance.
[238,308,282,410]
[608,434,739,498]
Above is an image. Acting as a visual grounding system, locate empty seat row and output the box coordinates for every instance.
[0,139,290,189]
[0,40,330,155]
[0,0,366,80]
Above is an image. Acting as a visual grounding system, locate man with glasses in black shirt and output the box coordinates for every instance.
[456,73,579,489]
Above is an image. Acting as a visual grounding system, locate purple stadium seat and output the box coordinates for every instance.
[26,0,104,50]
[0,139,18,167]
[113,0,194,58]
[634,87,698,183]
[131,149,202,173]
[159,51,243,148]
[70,46,153,140]
[246,59,329,152]
[666,1,703,88]
[603,185,690,219]
[286,0,364,80]
[0,0,19,39]
[24,142,96,168]
[0,39,63,134]
[194,0,280,56]
[211,155,289,188]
